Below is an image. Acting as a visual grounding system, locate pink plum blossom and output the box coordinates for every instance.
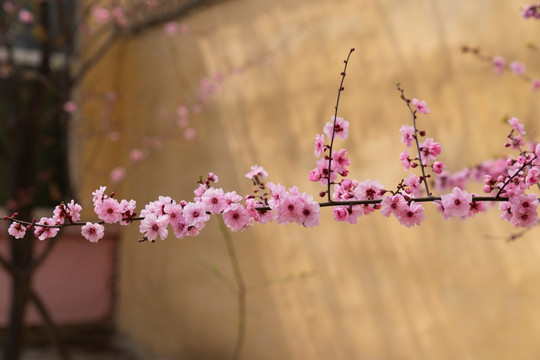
[400,150,411,170]
[245,165,268,180]
[395,202,425,228]
[182,202,210,227]
[34,218,59,241]
[508,117,526,135]
[354,179,384,201]
[164,22,179,35]
[510,61,525,75]
[323,116,349,141]
[332,205,363,224]
[404,174,422,197]
[201,188,227,214]
[331,149,350,175]
[81,223,105,243]
[95,198,123,224]
[63,101,77,113]
[314,134,325,157]
[419,138,441,163]
[130,149,145,162]
[380,195,408,218]
[412,98,430,114]
[139,214,169,242]
[525,167,539,187]
[110,167,126,184]
[8,222,26,239]
[432,161,446,175]
[399,125,415,147]
[18,9,34,24]
[222,204,252,232]
[440,187,472,218]
[298,198,320,227]
[532,79,540,91]
[493,56,506,74]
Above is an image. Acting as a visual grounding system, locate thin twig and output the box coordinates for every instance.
[327,48,355,202]
[396,83,431,196]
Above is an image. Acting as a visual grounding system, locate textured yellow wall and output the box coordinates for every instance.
[79,0,540,359]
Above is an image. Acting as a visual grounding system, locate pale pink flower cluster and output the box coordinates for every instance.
[135,171,285,240]
[8,200,83,240]
[381,195,425,228]
[92,187,136,225]
[245,165,268,180]
[492,56,529,78]
[309,116,350,185]
[434,158,509,193]
[332,179,385,224]
[500,193,539,227]
[398,105,444,177]
[268,183,320,227]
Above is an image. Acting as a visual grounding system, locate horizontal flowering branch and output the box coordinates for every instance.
[2,49,540,242]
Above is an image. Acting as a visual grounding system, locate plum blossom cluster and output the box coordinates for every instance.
[434,117,540,227]
[3,49,540,243]
[522,3,540,19]
[461,46,540,92]
[135,167,321,240]
[7,201,82,241]
[2,2,34,24]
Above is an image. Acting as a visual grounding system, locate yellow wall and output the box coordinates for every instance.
[79,0,540,358]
